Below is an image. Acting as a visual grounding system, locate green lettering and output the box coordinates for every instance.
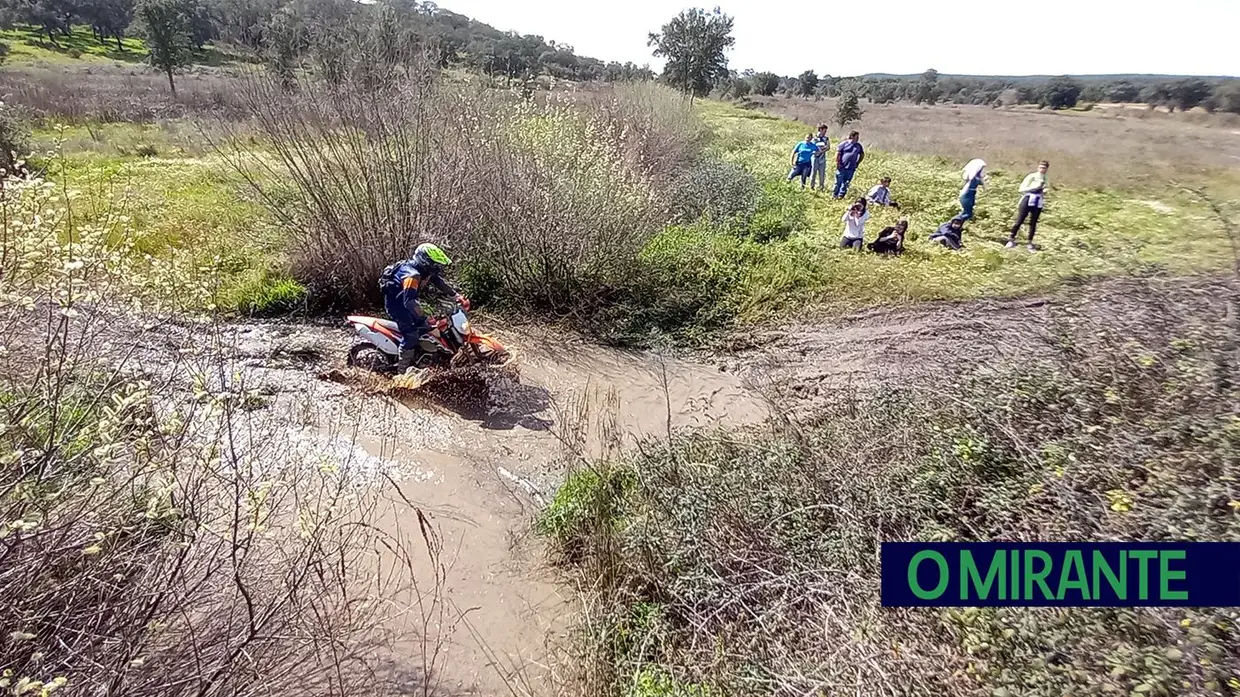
[1057,550,1090,600]
[1011,549,1020,599]
[961,550,1006,600]
[1023,550,1055,601]
[909,551,949,600]
[1130,550,1158,600]
[1092,550,1127,600]
[1160,551,1188,601]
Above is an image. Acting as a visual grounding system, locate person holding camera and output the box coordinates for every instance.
[840,198,870,250]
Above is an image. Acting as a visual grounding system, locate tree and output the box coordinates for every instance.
[208,0,279,50]
[834,91,863,128]
[648,7,734,100]
[1208,82,1240,114]
[79,0,135,50]
[749,71,778,96]
[1169,78,1213,112]
[726,75,750,99]
[1139,82,1174,110]
[1041,76,1081,109]
[867,81,896,104]
[1,0,77,43]
[1105,80,1141,103]
[796,69,818,98]
[912,68,939,105]
[134,0,194,94]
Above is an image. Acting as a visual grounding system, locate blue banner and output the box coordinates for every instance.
[881,542,1240,607]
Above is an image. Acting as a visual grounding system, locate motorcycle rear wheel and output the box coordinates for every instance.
[347,343,397,374]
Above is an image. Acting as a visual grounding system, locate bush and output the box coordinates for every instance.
[227,61,710,330]
[548,279,1240,695]
[666,156,760,228]
[0,100,29,175]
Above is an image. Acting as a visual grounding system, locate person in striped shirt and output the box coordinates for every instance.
[866,177,899,209]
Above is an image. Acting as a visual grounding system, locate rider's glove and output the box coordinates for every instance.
[456,294,471,311]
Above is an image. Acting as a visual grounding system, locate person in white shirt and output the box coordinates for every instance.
[866,177,899,209]
[840,198,870,250]
[959,158,986,220]
[1007,160,1049,251]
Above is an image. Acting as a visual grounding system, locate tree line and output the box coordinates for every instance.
[723,69,1240,114]
[0,0,654,90]
[644,8,1237,114]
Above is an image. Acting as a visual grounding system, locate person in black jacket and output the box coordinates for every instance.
[868,219,908,255]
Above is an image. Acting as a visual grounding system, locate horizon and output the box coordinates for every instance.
[437,0,1240,79]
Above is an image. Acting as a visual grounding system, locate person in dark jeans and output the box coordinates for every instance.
[930,216,967,251]
[1007,160,1050,251]
[958,158,986,221]
[833,131,864,199]
[788,133,818,188]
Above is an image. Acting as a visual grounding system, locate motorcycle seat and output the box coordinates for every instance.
[347,316,402,333]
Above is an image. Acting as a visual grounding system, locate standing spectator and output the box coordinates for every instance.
[958,158,986,220]
[868,218,908,255]
[930,215,968,251]
[833,131,865,199]
[840,198,870,250]
[788,134,817,189]
[866,177,899,209]
[1007,160,1050,251]
[810,124,831,191]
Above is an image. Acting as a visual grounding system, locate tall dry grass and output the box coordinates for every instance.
[0,63,249,123]
[223,60,705,319]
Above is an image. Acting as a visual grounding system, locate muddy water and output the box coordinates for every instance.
[340,329,770,696]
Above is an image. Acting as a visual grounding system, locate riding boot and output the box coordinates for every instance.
[396,349,419,373]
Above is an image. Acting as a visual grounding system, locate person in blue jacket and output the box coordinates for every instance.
[378,243,470,372]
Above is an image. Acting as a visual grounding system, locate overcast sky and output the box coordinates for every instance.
[438,0,1240,77]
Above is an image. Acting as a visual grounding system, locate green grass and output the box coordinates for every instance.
[675,100,1233,322]
[1,24,252,67]
[1,25,147,64]
[39,129,296,315]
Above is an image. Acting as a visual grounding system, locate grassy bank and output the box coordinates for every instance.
[543,277,1240,696]
[38,135,303,315]
[646,101,1234,325]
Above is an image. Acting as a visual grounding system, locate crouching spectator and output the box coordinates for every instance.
[840,198,870,250]
[868,218,908,255]
[930,216,967,250]
[866,177,899,209]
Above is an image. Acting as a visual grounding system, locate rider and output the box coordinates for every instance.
[379,243,470,373]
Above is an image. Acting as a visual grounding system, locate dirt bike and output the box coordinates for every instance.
[345,303,511,380]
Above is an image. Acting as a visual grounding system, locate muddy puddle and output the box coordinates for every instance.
[205,320,771,695]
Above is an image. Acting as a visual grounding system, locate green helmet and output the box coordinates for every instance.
[413,243,452,268]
